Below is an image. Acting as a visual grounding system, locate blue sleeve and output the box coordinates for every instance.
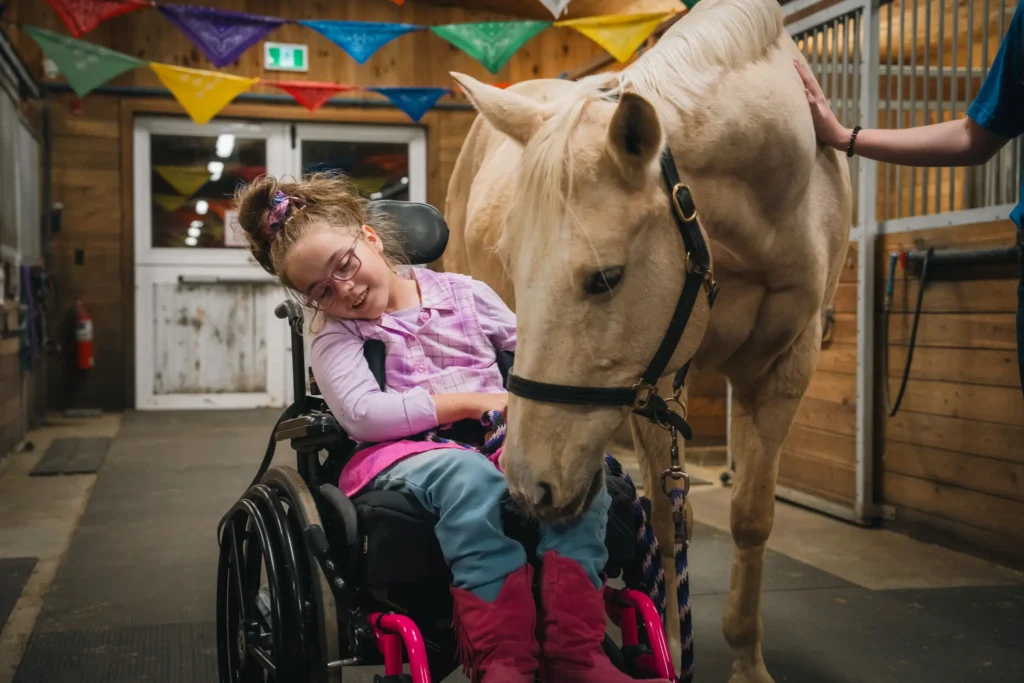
[967,1,1024,139]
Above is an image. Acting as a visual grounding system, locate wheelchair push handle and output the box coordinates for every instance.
[275,299,303,323]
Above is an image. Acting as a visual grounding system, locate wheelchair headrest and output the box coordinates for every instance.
[369,200,449,265]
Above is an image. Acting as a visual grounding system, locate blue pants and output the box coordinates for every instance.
[371,448,611,603]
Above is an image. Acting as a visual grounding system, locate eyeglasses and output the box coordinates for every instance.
[305,237,362,311]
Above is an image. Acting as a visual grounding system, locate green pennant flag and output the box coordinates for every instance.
[430,21,550,75]
[24,26,144,97]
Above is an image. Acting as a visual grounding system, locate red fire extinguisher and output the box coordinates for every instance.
[75,300,94,370]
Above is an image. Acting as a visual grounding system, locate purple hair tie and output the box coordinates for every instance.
[264,191,299,237]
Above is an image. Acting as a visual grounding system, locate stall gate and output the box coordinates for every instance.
[766,0,1021,525]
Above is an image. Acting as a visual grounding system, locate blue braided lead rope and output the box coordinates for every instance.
[605,455,666,614]
[671,486,694,682]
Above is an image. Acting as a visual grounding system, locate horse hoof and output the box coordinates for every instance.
[727,661,774,683]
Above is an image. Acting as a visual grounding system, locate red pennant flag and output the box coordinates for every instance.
[269,80,354,112]
[43,0,148,37]
[389,0,406,5]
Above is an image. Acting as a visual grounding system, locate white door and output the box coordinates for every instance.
[287,123,428,389]
[133,117,291,410]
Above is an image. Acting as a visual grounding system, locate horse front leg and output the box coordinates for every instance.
[630,373,693,674]
[723,319,820,683]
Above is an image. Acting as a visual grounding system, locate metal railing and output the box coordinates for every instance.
[878,0,1020,222]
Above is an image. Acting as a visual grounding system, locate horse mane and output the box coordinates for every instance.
[620,0,784,111]
[498,0,784,264]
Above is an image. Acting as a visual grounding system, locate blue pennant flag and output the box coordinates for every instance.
[299,20,420,64]
[367,87,448,122]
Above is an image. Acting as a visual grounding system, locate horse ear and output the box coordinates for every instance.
[606,92,663,182]
[450,72,544,146]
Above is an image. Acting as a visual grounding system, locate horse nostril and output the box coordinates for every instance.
[537,481,554,507]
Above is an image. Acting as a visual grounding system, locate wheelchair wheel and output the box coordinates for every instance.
[260,466,341,670]
[217,466,340,683]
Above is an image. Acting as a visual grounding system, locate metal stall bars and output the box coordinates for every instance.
[783,0,880,525]
[878,0,1021,230]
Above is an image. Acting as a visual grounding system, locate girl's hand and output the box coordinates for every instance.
[474,392,508,419]
[794,59,850,150]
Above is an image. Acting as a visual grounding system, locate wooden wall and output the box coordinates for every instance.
[776,243,860,506]
[875,220,1023,569]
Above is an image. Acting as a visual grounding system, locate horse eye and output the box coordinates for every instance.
[585,266,625,295]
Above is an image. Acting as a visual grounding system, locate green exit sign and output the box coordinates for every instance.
[264,42,308,72]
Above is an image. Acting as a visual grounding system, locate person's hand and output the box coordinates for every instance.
[474,392,508,420]
[794,59,850,150]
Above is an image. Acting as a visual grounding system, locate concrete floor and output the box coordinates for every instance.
[1,409,1022,683]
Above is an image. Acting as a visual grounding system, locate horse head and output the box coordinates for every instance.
[453,73,712,523]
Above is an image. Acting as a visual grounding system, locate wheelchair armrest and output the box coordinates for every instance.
[318,483,361,563]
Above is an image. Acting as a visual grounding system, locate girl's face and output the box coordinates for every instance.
[284,224,396,320]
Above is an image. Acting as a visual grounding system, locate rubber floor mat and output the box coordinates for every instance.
[0,557,36,631]
[30,437,111,476]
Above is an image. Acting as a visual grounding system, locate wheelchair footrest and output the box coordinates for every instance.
[373,676,413,683]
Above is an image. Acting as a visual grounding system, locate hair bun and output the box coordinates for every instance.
[234,175,280,274]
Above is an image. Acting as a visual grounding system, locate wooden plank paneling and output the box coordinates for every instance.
[887,410,1024,464]
[883,441,1024,504]
[785,423,857,468]
[816,342,856,375]
[887,278,1018,313]
[779,448,856,503]
[886,312,1018,350]
[882,471,1024,540]
[877,220,1023,568]
[893,380,1024,426]
[885,346,1021,388]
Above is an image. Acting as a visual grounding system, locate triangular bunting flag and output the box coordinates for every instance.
[43,0,148,38]
[430,21,549,75]
[299,20,420,65]
[154,165,212,198]
[367,86,448,122]
[555,12,672,63]
[269,80,354,112]
[539,0,572,19]
[149,63,258,125]
[24,26,143,97]
[152,193,188,213]
[158,5,285,68]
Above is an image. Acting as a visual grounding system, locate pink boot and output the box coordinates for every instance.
[450,564,540,682]
[539,550,670,683]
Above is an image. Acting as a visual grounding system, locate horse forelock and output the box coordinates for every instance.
[498,83,618,269]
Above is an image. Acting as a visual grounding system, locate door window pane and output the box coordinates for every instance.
[301,140,409,201]
[150,134,266,248]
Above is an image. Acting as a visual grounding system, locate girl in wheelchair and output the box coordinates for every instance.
[236,173,666,683]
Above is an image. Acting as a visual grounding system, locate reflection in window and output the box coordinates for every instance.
[150,134,266,248]
[302,140,410,201]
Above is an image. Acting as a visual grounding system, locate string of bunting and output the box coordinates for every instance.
[15,0,694,124]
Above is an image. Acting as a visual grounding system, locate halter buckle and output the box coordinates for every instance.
[632,382,657,410]
[660,425,690,497]
[671,183,698,223]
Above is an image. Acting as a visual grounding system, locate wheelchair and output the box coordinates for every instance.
[216,201,677,682]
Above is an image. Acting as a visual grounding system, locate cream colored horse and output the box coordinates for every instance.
[443,0,852,680]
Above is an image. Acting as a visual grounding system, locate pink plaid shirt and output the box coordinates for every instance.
[309,267,516,496]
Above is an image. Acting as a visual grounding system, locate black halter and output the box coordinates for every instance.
[506,147,718,440]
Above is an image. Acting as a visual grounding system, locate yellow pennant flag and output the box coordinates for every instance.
[555,12,673,63]
[154,166,212,198]
[152,193,188,213]
[149,63,258,125]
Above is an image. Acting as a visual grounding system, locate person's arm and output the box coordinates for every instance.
[310,325,499,442]
[471,279,517,353]
[795,59,1011,167]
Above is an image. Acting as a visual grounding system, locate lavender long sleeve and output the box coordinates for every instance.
[309,271,515,444]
